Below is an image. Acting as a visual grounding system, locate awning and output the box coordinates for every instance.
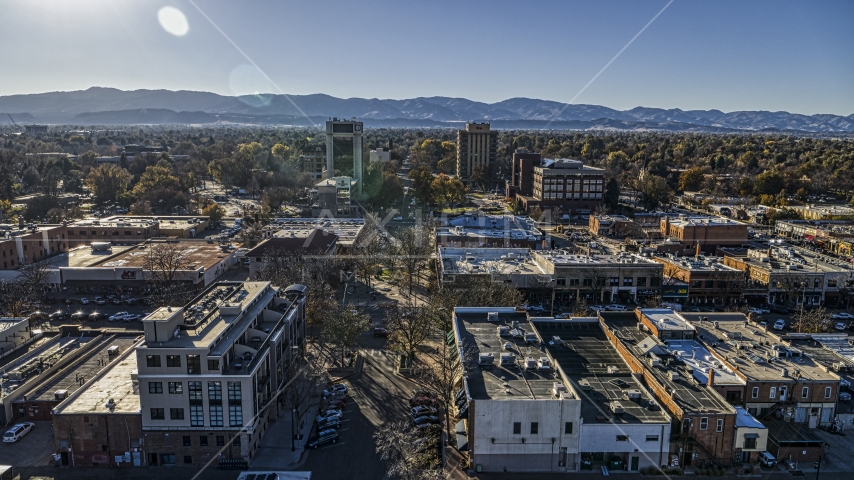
[744,433,760,439]
[455,420,468,452]
[457,404,468,419]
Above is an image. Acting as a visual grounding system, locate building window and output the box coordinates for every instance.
[149,382,163,394]
[569,278,579,286]
[183,436,191,446]
[825,386,832,398]
[168,382,183,394]
[233,436,241,447]
[623,277,633,286]
[167,355,181,367]
[230,405,243,427]
[189,381,203,401]
[184,456,192,465]
[190,406,204,426]
[530,422,538,435]
[637,277,647,287]
[146,355,161,367]
[769,387,776,399]
[646,435,659,442]
[161,454,175,466]
[610,277,619,286]
[556,278,566,286]
[216,436,225,447]
[752,387,759,398]
[150,408,165,420]
[583,278,593,287]
[744,436,757,449]
[700,417,708,430]
[513,422,521,435]
[187,355,200,374]
[564,422,573,434]
[716,419,724,432]
[170,408,184,420]
[651,277,661,287]
[200,436,208,446]
[209,405,223,427]
[228,382,242,403]
[208,381,222,401]
[802,387,809,399]
[208,359,220,372]
[616,435,629,442]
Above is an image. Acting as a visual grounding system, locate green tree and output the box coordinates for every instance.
[678,167,706,192]
[430,174,466,208]
[604,178,620,211]
[202,203,226,226]
[754,171,785,195]
[86,164,133,204]
[637,174,671,210]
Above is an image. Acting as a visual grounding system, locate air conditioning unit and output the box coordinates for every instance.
[610,401,625,415]
[607,365,620,374]
[649,354,661,367]
[54,389,68,400]
[623,389,642,400]
[550,336,562,346]
[524,333,538,344]
[487,312,499,322]
[525,357,537,370]
[669,371,679,381]
[538,357,551,371]
[497,326,510,337]
[553,382,567,397]
[500,353,516,366]
[478,353,495,368]
[578,379,591,391]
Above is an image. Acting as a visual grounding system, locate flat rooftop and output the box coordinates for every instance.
[654,256,742,273]
[23,336,140,403]
[739,248,852,275]
[665,340,744,386]
[600,313,736,415]
[65,245,136,268]
[454,311,558,400]
[89,242,230,270]
[532,320,670,424]
[268,218,364,246]
[70,217,157,228]
[444,214,542,236]
[438,248,543,275]
[683,314,839,383]
[666,215,743,227]
[0,318,28,335]
[639,309,694,331]
[535,251,662,267]
[56,345,142,414]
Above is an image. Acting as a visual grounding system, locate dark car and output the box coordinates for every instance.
[111,298,122,305]
[127,298,138,306]
[49,310,64,321]
[413,415,440,426]
[29,311,48,321]
[411,406,438,417]
[89,312,106,321]
[70,311,87,321]
[373,327,388,337]
[412,389,436,399]
[307,429,339,449]
[771,305,790,314]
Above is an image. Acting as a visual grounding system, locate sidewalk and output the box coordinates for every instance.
[250,391,322,471]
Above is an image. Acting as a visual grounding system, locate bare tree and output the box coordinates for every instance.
[374,421,445,480]
[393,225,432,296]
[284,360,328,425]
[791,306,828,333]
[351,215,389,288]
[581,267,608,304]
[428,276,523,332]
[385,301,433,361]
[142,242,195,306]
[571,298,590,316]
[320,305,372,367]
[1,260,53,317]
[416,337,473,442]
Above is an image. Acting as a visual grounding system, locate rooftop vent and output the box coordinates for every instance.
[487,312,499,322]
[610,401,625,415]
[524,357,537,370]
[578,379,591,391]
[553,382,567,397]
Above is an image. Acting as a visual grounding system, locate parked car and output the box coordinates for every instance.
[79,298,90,305]
[109,312,130,322]
[127,298,138,306]
[588,305,606,312]
[49,310,64,321]
[322,384,348,398]
[773,319,786,331]
[832,312,854,320]
[3,422,34,442]
[94,297,106,305]
[759,451,777,468]
[604,304,627,311]
[315,409,343,424]
[835,322,848,332]
[748,307,769,315]
[307,429,339,449]
[413,415,440,426]
[411,406,438,417]
[28,311,48,321]
[373,327,388,337]
[410,397,438,408]
[316,416,341,430]
[89,312,106,321]
[123,314,141,322]
[70,311,87,321]
[412,389,436,398]
[111,298,122,305]
[325,399,346,410]
[527,304,545,313]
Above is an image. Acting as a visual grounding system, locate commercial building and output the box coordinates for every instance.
[652,255,745,307]
[660,215,749,256]
[437,247,544,290]
[299,149,325,180]
[505,150,540,199]
[247,228,338,279]
[456,123,498,183]
[686,313,840,427]
[721,246,852,307]
[436,214,544,249]
[589,215,635,238]
[264,218,365,253]
[600,312,741,467]
[788,204,854,221]
[369,147,391,164]
[530,251,664,305]
[313,177,359,217]
[66,217,159,247]
[516,159,605,214]
[326,118,363,194]
[134,281,306,466]
[452,308,671,473]
[0,222,67,270]
[24,125,48,135]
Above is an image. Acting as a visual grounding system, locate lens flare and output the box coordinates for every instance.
[158,6,189,36]
[229,64,274,107]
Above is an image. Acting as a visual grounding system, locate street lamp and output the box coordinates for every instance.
[291,408,297,451]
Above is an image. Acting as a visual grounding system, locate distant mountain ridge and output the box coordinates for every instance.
[1,87,852,133]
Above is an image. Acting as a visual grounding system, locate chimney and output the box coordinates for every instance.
[707,368,715,387]
[695,242,701,258]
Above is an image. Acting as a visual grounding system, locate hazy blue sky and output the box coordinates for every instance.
[1,0,852,115]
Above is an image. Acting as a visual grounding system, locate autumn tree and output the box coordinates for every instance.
[86,164,132,204]
[202,203,225,226]
[679,167,706,192]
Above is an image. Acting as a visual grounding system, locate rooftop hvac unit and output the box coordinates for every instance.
[524,333,538,344]
[669,371,679,381]
[511,320,520,329]
[487,312,499,322]
[498,325,510,337]
[107,346,119,356]
[649,354,661,367]
[553,382,568,397]
[500,353,516,366]
[781,367,788,377]
[578,379,592,391]
[478,353,495,368]
[623,389,642,400]
[610,401,625,415]
[607,365,620,374]
[525,357,537,370]
[54,389,68,400]
[538,357,551,371]
[550,336,562,346]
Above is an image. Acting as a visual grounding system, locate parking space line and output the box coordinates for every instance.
[321,442,346,449]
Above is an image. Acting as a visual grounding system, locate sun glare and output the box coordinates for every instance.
[157,6,189,37]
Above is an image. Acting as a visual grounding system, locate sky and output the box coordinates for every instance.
[1,0,852,115]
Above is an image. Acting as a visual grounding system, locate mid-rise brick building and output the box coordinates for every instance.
[0,223,67,270]
[505,149,540,199]
[660,215,748,256]
[652,255,745,307]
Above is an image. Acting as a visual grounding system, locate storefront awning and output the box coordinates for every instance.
[455,420,468,452]
[744,433,760,439]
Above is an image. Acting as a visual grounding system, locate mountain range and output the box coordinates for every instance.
[1,87,852,133]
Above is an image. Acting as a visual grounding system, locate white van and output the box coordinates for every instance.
[3,422,34,442]
[758,451,776,467]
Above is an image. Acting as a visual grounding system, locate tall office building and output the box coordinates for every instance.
[456,122,498,183]
[325,118,363,194]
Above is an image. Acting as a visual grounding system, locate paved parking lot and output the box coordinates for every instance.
[811,427,854,473]
[0,420,55,467]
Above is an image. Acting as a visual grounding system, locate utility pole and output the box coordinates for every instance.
[814,455,822,480]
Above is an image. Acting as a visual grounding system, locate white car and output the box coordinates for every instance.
[831,312,854,320]
[773,319,786,331]
[322,384,348,398]
[589,305,606,312]
[315,409,343,423]
[835,322,848,332]
[527,304,545,313]
[79,298,90,305]
[109,312,130,322]
[94,297,106,305]
[3,422,34,442]
[605,304,628,311]
[748,307,770,315]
